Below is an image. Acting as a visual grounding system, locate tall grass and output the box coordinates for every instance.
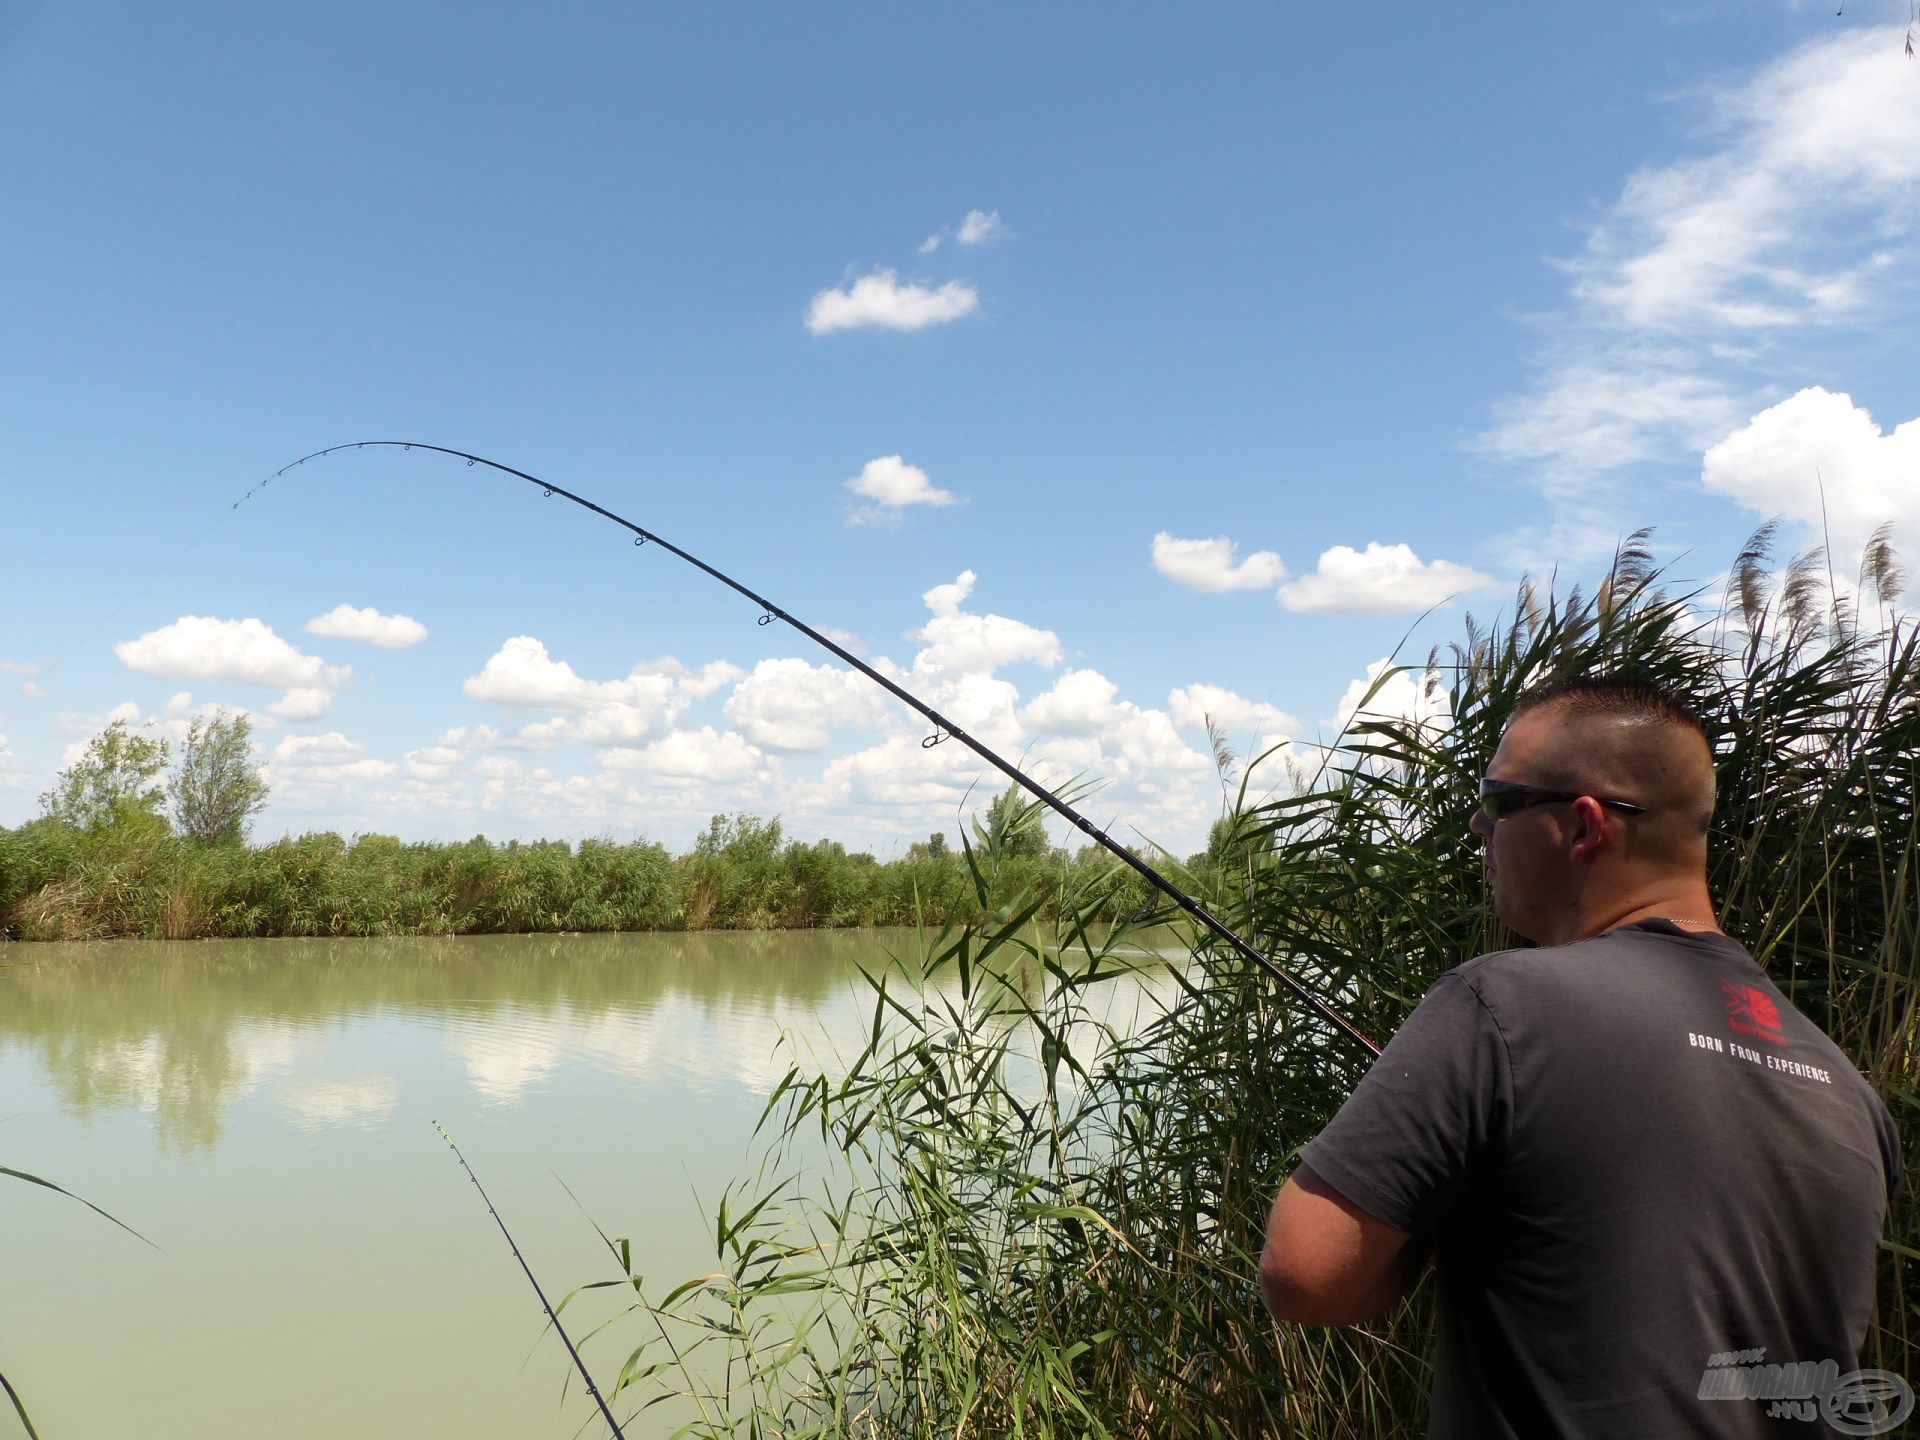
[584,529,1917,1438]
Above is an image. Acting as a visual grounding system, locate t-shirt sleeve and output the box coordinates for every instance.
[1297,971,1512,1235]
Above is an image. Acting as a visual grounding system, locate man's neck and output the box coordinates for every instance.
[1577,891,1722,942]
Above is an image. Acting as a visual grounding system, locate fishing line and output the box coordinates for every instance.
[253,441,1381,1060]
[433,1123,628,1440]
[0,504,242,724]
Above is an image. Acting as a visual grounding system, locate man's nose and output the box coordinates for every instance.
[1468,807,1494,841]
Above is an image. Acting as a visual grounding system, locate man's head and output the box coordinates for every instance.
[1469,677,1717,945]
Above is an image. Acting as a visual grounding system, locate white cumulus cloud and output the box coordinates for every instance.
[463,638,674,712]
[1020,669,1123,738]
[0,730,24,789]
[800,732,998,814]
[956,209,1006,245]
[116,617,341,690]
[1332,660,1452,735]
[919,208,1007,254]
[304,604,428,649]
[269,688,334,721]
[819,626,867,656]
[115,616,349,718]
[565,703,687,747]
[273,732,366,766]
[910,571,1063,677]
[1701,386,1920,565]
[725,658,889,752]
[806,269,979,335]
[1277,542,1494,615]
[1165,683,1300,739]
[844,455,960,523]
[1151,533,1287,593]
[432,723,555,754]
[267,731,396,793]
[461,642,739,751]
[673,659,746,699]
[597,727,770,784]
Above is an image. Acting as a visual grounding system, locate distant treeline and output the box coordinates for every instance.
[0,807,1175,941]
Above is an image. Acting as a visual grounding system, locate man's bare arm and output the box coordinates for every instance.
[1258,1165,1423,1326]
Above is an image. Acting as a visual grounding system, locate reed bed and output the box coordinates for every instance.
[584,529,1917,1438]
[0,815,1159,941]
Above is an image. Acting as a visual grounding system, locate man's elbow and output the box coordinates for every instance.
[1258,1243,1393,1327]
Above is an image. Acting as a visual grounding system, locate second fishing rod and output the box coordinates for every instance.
[254,441,1382,1061]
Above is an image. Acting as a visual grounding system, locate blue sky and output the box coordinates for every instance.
[2,3,1916,855]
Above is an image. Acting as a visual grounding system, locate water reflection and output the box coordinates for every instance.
[441,996,802,1102]
[0,930,913,1151]
[0,928,1191,1440]
[283,1074,400,1128]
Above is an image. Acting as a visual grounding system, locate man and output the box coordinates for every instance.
[1260,677,1904,1437]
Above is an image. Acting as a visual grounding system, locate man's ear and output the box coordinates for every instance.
[1568,794,1611,861]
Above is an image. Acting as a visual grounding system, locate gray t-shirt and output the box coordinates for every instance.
[1298,920,1903,1438]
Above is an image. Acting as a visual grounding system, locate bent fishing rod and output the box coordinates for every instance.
[253,442,1380,1061]
[433,1123,629,1440]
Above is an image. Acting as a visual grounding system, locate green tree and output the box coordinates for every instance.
[39,718,170,832]
[1202,810,1262,874]
[693,813,784,861]
[981,783,1052,860]
[169,710,269,845]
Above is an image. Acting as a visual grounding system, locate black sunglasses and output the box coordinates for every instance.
[1477,778,1649,822]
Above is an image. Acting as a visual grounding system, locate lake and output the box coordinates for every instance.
[0,929,964,1439]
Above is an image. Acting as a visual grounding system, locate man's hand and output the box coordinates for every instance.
[1259,1165,1422,1325]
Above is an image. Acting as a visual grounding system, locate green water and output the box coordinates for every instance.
[0,930,924,1439]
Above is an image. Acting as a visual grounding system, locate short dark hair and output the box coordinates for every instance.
[1512,676,1707,738]
[1512,676,1716,842]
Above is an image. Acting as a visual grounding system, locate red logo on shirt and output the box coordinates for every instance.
[1720,979,1786,1046]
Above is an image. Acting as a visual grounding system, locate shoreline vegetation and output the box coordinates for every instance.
[0,804,1171,943]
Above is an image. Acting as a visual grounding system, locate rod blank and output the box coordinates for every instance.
[263,442,1380,1060]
